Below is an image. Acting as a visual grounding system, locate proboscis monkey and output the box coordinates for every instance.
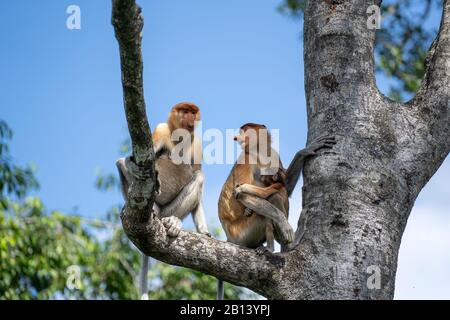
[117,102,209,299]
[216,123,336,299]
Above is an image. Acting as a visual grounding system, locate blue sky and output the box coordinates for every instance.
[1,0,448,299]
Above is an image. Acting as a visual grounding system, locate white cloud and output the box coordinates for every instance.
[395,159,450,299]
[395,205,450,299]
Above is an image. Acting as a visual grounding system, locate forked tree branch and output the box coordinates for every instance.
[396,0,450,197]
[415,0,450,105]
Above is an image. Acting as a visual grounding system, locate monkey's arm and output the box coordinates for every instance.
[192,202,210,235]
[191,136,202,172]
[285,136,336,196]
[159,171,204,219]
[116,158,130,200]
[153,123,173,156]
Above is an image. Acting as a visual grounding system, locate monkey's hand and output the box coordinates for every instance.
[300,135,337,157]
[244,208,253,217]
[232,184,253,199]
[161,216,182,237]
[231,185,252,215]
[200,231,212,237]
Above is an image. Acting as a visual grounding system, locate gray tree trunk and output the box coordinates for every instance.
[111,0,450,299]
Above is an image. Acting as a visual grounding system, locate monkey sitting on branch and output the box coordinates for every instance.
[116,102,210,299]
[219,123,292,254]
[216,123,336,299]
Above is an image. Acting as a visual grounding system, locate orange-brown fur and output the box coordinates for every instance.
[218,123,289,249]
[152,103,203,205]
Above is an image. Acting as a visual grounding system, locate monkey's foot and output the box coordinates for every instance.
[161,216,182,237]
[255,246,271,256]
[276,221,295,245]
[284,242,297,252]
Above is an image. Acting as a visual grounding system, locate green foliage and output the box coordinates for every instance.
[376,0,438,100]
[0,121,139,299]
[278,0,441,101]
[0,120,39,208]
[148,263,256,300]
[278,0,305,17]
[0,198,140,300]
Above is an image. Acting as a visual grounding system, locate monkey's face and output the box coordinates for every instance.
[171,103,200,132]
[178,108,198,131]
[234,123,270,153]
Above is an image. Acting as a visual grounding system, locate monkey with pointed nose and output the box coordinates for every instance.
[219,123,291,252]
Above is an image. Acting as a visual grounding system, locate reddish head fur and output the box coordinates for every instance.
[172,102,200,114]
[239,123,266,131]
[234,123,271,155]
[168,102,201,132]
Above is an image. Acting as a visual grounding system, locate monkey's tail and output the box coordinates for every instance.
[217,279,224,300]
[139,253,149,299]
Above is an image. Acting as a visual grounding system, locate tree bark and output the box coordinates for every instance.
[112,0,449,299]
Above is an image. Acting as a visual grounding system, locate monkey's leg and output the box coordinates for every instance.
[255,220,275,255]
[116,156,157,201]
[116,157,133,200]
[159,171,204,219]
[236,193,294,245]
[217,279,224,300]
[265,220,275,252]
[233,183,280,200]
[139,254,149,299]
[192,202,210,235]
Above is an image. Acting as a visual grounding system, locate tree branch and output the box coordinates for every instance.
[112,0,157,224]
[134,224,284,298]
[303,0,378,135]
[414,0,450,106]
[396,0,450,198]
[112,0,154,167]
